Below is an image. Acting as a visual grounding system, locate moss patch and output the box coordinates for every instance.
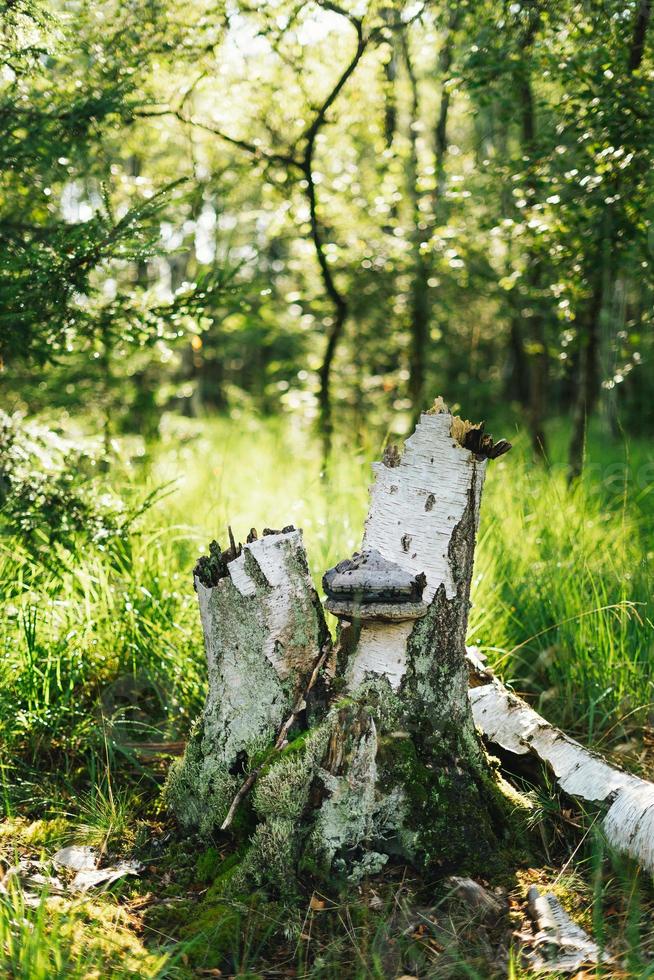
[378,731,532,876]
[0,816,71,853]
[164,722,239,835]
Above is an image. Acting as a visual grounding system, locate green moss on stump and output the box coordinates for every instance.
[164,724,239,836]
[378,730,532,876]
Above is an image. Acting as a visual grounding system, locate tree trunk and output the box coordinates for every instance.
[517,45,549,459]
[568,0,651,479]
[568,258,603,482]
[403,19,458,423]
[167,401,520,892]
[402,37,430,422]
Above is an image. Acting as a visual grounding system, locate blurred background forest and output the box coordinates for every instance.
[2,1,654,974]
[2,0,653,465]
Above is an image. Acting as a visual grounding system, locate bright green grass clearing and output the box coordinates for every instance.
[1,412,653,818]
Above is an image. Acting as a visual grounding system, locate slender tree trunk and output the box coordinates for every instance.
[382,42,397,149]
[404,16,458,422]
[305,22,367,463]
[515,12,549,459]
[628,0,652,71]
[507,317,530,406]
[568,251,604,481]
[495,118,530,407]
[407,253,430,419]
[568,0,650,479]
[433,11,460,206]
[402,37,429,420]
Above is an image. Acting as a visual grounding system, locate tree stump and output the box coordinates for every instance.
[167,399,520,890]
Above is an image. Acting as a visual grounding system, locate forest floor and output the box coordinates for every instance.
[1,413,654,978]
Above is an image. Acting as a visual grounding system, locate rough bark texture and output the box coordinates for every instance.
[167,530,331,835]
[325,407,514,875]
[167,402,522,889]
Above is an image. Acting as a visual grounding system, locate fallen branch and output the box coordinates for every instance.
[467,655,654,875]
[521,885,606,973]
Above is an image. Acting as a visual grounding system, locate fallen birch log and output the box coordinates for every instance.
[468,662,654,875]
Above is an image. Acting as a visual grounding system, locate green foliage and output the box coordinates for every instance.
[0,411,149,554]
[1,0,240,446]
[3,0,653,443]
[0,882,171,978]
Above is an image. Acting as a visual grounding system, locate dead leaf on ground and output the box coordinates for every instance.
[71,859,142,892]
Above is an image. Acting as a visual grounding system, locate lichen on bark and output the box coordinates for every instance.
[165,529,331,832]
[168,402,528,889]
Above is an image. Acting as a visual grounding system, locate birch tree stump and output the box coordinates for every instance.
[168,400,521,889]
[166,528,332,835]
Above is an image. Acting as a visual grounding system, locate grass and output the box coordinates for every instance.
[0,881,173,979]
[1,409,654,976]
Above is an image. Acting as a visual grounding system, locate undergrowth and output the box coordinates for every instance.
[1,410,653,976]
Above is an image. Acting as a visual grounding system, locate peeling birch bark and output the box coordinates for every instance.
[196,529,329,764]
[523,885,605,973]
[345,411,486,693]
[339,405,493,754]
[307,403,518,875]
[168,400,520,882]
[470,674,654,874]
[166,528,330,834]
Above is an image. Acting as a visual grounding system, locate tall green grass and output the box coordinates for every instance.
[0,883,172,978]
[471,433,654,754]
[1,411,653,819]
[152,413,653,756]
[1,411,654,978]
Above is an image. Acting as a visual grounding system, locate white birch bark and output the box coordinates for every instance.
[167,529,330,833]
[197,529,329,764]
[470,673,654,874]
[346,408,485,694]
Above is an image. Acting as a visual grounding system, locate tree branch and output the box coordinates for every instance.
[301,16,367,442]
[135,107,302,170]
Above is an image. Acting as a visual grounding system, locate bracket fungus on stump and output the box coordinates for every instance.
[323,549,428,622]
[167,398,523,892]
